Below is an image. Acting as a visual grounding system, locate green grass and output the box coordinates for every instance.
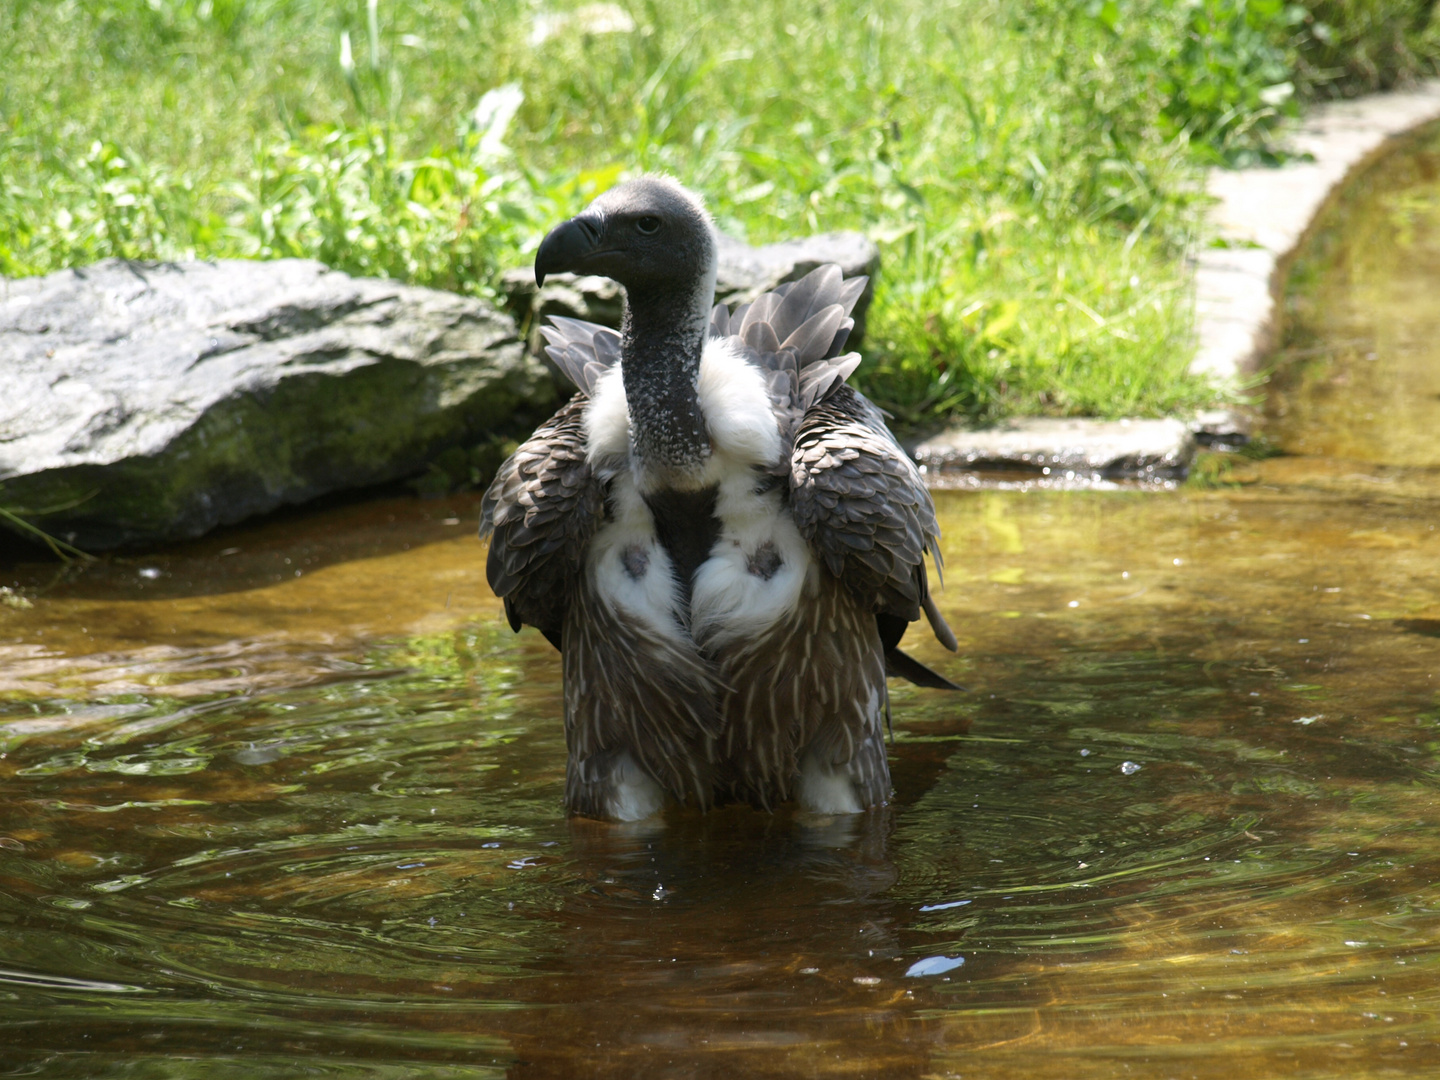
[2,0,1437,428]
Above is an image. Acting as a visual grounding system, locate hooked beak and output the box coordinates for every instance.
[534,214,606,287]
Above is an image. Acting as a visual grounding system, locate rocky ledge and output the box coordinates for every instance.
[0,259,552,551]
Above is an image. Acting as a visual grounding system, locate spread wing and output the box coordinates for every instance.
[789,384,958,658]
[479,395,605,648]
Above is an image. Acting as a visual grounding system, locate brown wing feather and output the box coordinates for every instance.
[789,384,953,642]
[479,395,605,645]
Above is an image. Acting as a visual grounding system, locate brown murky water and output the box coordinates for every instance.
[3,129,1440,1078]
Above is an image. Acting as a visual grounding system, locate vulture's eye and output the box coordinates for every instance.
[636,215,661,235]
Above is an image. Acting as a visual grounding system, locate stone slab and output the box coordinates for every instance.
[913,417,1196,482]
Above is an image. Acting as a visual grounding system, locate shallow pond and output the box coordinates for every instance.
[3,130,1440,1078]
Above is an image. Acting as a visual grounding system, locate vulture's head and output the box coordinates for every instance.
[534,176,716,301]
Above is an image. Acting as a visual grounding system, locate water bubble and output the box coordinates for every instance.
[1120,761,1142,775]
[233,744,285,765]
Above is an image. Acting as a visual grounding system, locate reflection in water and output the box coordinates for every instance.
[1268,121,1440,474]
[3,130,1440,1077]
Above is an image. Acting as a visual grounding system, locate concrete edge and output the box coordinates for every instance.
[914,78,1440,486]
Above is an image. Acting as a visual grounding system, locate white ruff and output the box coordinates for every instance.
[583,334,812,645]
[691,338,812,644]
[584,364,631,474]
[695,337,782,472]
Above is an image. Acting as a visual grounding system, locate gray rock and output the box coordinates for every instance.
[502,230,880,357]
[712,232,879,314]
[500,270,626,347]
[0,259,552,550]
[912,417,1196,482]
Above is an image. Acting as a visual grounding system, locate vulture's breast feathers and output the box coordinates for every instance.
[583,336,814,649]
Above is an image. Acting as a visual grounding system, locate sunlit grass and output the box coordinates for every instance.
[1,0,1435,425]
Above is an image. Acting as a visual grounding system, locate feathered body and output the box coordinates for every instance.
[481,177,956,820]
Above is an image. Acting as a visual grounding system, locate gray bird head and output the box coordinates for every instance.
[534,176,717,302]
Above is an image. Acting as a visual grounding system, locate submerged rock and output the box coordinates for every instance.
[0,259,551,550]
[502,229,880,354]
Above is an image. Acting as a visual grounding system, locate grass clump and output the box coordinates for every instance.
[1,0,1436,429]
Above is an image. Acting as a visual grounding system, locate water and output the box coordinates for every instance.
[4,129,1440,1077]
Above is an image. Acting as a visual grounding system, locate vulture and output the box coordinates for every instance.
[480,176,959,821]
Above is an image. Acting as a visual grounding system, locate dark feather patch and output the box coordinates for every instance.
[563,575,723,814]
[480,395,605,645]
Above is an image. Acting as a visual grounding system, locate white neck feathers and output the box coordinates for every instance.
[584,337,782,480]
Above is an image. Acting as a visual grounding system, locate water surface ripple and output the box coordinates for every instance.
[4,130,1440,1078]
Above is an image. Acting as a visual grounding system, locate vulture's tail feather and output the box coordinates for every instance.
[885,647,966,691]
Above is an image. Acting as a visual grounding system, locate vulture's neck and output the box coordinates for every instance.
[620,275,714,484]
